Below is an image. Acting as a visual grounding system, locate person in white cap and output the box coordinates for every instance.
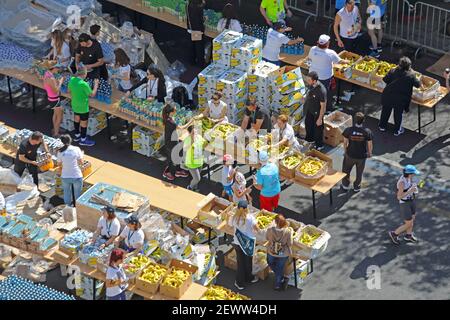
[308,34,349,98]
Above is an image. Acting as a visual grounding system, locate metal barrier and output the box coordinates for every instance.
[287,0,320,29]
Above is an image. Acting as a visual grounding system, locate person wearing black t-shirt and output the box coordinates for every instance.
[303,71,327,150]
[379,56,421,136]
[89,25,109,81]
[341,112,373,193]
[14,131,49,187]
[241,98,272,134]
[75,33,106,80]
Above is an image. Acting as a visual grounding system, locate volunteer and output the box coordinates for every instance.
[232,170,253,204]
[334,0,362,52]
[260,0,293,26]
[14,131,49,187]
[162,104,192,181]
[105,249,128,300]
[0,191,5,214]
[183,125,206,192]
[111,48,133,92]
[127,66,167,103]
[262,21,304,66]
[253,151,281,212]
[227,200,260,290]
[43,63,65,137]
[89,24,109,80]
[367,0,387,56]
[308,34,349,95]
[221,154,235,201]
[68,64,99,147]
[186,0,206,67]
[56,135,84,206]
[303,71,327,151]
[241,98,272,134]
[378,56,421,136]
[204,92,228,123]
[266,214,293,291]
[75,33,105,80]
[389,165,420,245]
[45,29,71,67]
[217,3,242,33]
[118,215,145,254]
[271,114,301,151]
[341,112,373,193]
[92,206,121,249]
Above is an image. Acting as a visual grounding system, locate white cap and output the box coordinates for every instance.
[318,34,331,45]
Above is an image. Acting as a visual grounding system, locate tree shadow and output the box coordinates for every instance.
[399,134,450,165]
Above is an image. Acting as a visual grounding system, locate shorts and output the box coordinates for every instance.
[49,99,61,109]
[223,184,233,197]
[260,194,280,211]
[399,200,416,221]
[74,112,89,121]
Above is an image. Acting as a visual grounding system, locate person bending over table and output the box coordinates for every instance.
[91,206,121,249]
[241,98,272,135]
[111,48,133,93]
[271,114,301,151]
[262,21,303,66]
[105,249,128,300]
[68,64,99,147]
[45,29,71,67]
[118,215,145,254]
[127,66,167,103]
[252,151,281,212]
[14,131,49,187]
[204,91,228,123]
[75,33,106,80]
[89,24,109,81]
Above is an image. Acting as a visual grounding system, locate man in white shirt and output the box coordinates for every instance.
[262,21,304,66]
[334,0,362,53]
[0,191,5,213]
[309,34,349,110]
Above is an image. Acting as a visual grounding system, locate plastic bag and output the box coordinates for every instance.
[165,60,187,81]
[0,167,21,185]
[5,185,39,215]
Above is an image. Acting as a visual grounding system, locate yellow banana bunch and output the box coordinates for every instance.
[297,158,325,176]
[354,59,378,73]
[202,286,249,300]
[268,145,289,157]
[210,124,237,140]
[256,212,276,229]
[125,255,150,274]
[162,268,190,288]
[249,139,266,151]
[282,154,304,169]
[298,231,321,246]
[201,118,215,131]
[139,263,168,284]
[375,61,396,77]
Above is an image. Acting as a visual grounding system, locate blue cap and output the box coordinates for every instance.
[259,150,269,162]
[125,215,139,225]
[404,165,420,175]
[237,200,248,209]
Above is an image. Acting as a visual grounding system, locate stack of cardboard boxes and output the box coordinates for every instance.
[132,126,164,157]
[60,100,107,137]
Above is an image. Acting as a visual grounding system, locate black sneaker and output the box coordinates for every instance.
[404,233,419,243]
[353,186,361,193]
[389,231,400,245]
[73,134,81,142]
[340,184,350,192]
[378,126,386,132]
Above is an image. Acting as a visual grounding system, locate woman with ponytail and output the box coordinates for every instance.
[56,134,84,206]
[162,104,193,181]
[217,3,242,33]
[105,249,128,300]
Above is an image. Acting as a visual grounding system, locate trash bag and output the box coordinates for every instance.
[0,168,21,186]
[165,60,187,81]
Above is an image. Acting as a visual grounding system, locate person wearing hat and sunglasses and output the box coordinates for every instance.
[262,21,304,66]
[389,165,420,245]
[118,215,145,254]
[253,150,281,212]
[91,206,121,249]
[43,63,66,137]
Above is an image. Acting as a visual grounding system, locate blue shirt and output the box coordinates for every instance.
[368,0,386,17]
[256,163,281,197]
[336,0,346,10]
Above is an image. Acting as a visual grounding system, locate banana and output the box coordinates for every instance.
[282,154,304,169]
[202,286,249,300]
[296,231,321,246]
[162,268,190,288]
[256,212,277,229]
[297,158,325,176]
[375,61,397,77]
[210,124,237,140]
[139,263,168,284]
[125,255,150,274]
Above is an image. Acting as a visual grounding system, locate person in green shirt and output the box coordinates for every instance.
[260,0,293,26]
[183,124,206,192]
[68,64,99,147]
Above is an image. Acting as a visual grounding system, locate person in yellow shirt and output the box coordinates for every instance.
[260,0,293,26]
[183,125,207,192]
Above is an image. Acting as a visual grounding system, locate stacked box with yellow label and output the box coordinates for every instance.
[215,69,248,124]
[60,99,107,136]
[230,35,263,73]
[132,126,164,157]
[272,66,306,119]
[248,61,280,111]
[197,63,228,108]
[212,30,243,68]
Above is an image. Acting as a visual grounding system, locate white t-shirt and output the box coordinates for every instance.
[272,123,300,150]
[208,100,228,122]
[120,226,145,249]
[0,192,5,210]
[229,214,257,245]
[105,265,128,297]
[217,18,243,33]
[51,40,71,66]
[308,46,341,80]
[118,65,132,90]
[221,165,234,187]
[262,28,290,61]
[97,216,121,238]
[57,146,83,179]
[337,6,360,39]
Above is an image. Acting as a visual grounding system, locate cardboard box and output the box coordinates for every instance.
[212,30,243,68]
[323,111,353,147]
[279,151,306,179]
[159,259,198,299]
[230,35,263,73]
[135,262,169,294]
[0,183,18,196]
[224,248,270,280]
[370,61,397,89]
[292,225,331,259]
[334,51,361,78]
[197,193,234,227]
[412,75,440,102]
[294,150,332,186]
[351,56,379,83]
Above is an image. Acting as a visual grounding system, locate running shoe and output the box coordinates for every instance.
[175,170,189,178]
[394,127,405,136]
[234,281,245,290]
[389,231,400,245]
[79,138,95,147]
[73,133,81,142]
[404,233,419,243]
[163,171,175,181]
